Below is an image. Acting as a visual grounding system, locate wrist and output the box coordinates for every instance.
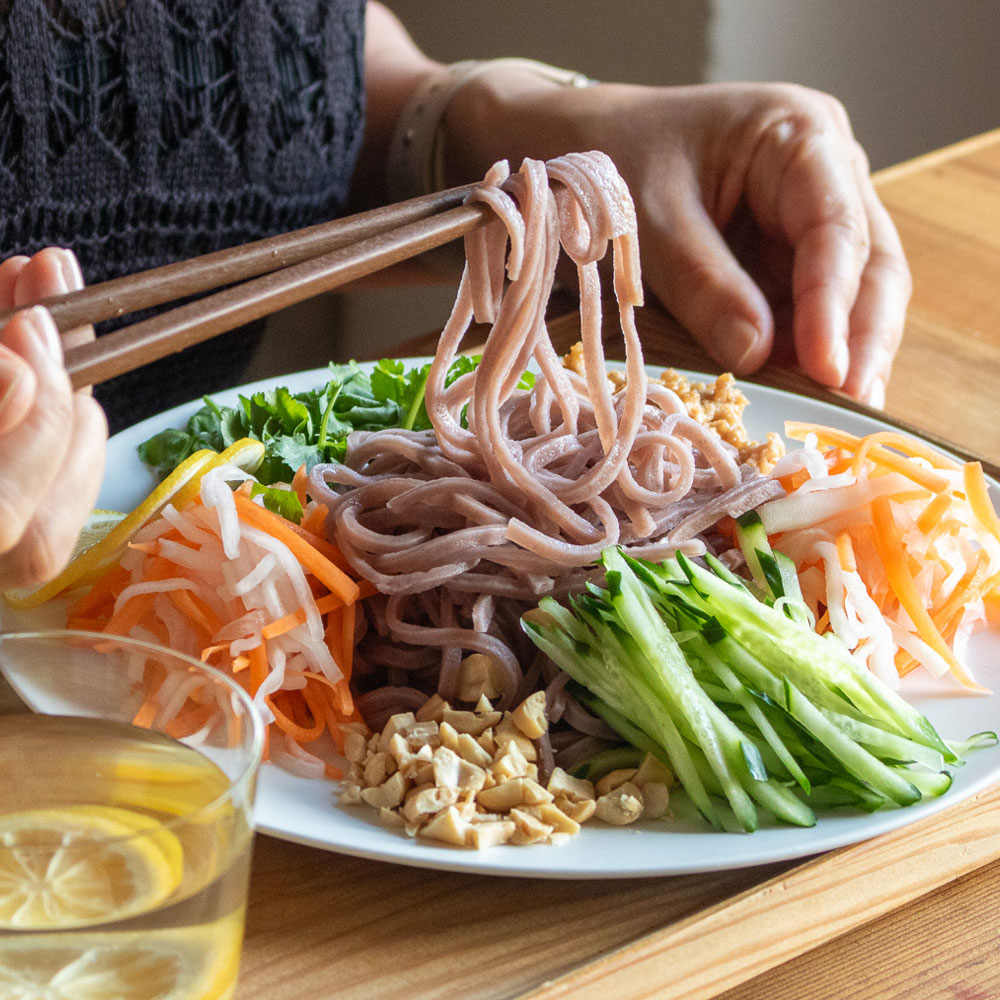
[385,58,595,201]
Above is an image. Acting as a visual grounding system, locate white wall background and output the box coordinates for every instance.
[707,0,1000,171]
[252,0,1000,376]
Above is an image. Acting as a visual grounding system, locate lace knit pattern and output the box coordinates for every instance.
[0,0,366,430]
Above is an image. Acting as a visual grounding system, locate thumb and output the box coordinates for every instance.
[641,193,774,374]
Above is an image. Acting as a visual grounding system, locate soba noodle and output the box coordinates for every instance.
[308,152,783,755]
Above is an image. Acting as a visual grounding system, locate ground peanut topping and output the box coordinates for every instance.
[563,343,784,472]
[340,693,675,848]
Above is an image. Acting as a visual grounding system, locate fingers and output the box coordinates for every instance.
[639,177,776,374]
[840,178,912,404]
[0,256,30,310]
[746,113,870,388]
[0,306,107,589]
[740,96,909,402]
[0,246,105,589]
[0,393,107,588]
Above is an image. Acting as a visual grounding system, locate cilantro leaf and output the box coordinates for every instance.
[136,356,489,485]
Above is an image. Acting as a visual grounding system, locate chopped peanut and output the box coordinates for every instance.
[343,690,673,848]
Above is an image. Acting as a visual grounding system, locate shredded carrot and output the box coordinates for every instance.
[915,492,954,535]
[291,464,309,509]
[232,492,360,603]
[963,462,1000,549]
[300,503,329,536]
[266,690,324,743]
[69,469,373,778]
[247,644,269,699]
[261,591,345,640]
[835,532,856,573]
[772,424,1000,690]
[870,497,983,690]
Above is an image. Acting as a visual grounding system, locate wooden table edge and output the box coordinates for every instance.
[515,783,1000,1000]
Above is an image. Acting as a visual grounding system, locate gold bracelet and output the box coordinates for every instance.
[385,57,595,203]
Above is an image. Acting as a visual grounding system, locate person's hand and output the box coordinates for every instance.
[446,77,910,406]
[0,248,108,590]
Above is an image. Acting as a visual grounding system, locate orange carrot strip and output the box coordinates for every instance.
[164,703,215,739]
[292,464,309,509]
[301,682,333,742]
[871,496,984,690]
[835,532,857,573]
[66,564,130,621]
[167,589,220,641]
[785,423,952,492]
[963,462,1000,548]
[247,644,269,698]
[916,492,955,536]
[852,430,961,473]
[232,492,360,603]
[266,691,324,743]
[333,679,357,718]
[300,502,329,536]
[261,592,344,640]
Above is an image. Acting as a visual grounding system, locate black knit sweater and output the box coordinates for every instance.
[0,0,366,430]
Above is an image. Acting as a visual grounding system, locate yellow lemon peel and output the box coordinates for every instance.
[3,438,265,609]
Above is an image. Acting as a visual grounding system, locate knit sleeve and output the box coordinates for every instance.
[0,0,366,431]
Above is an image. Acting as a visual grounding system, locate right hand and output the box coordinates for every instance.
[0,248,108,590]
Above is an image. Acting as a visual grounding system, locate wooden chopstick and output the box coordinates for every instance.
[56,195,490,388]
[0,183,481,336]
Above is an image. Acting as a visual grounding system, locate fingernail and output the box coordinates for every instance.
[25,306,63,363]
[864,375,886,409]
[56,247,84,292]
[713,316,760,371]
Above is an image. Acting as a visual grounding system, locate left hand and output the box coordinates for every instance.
[445,76,911,406]
[0,248,108,590]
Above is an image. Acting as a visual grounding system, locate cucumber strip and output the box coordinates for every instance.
[603,550,759,831]
[947,731,999,757]
[683,635,812,794]
[524,610,722,828]
[899,768,952,797]
[783,678,921,806]
[660,552,954,762]
[570,745,644,781]
[799,779,888,813]
[816,707,947,771]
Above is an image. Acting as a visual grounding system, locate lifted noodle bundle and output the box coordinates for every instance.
[308,153,782,754]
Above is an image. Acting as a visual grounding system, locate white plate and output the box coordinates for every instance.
[7,362,1000,878]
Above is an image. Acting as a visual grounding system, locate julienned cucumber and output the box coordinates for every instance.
[521,546,986,833]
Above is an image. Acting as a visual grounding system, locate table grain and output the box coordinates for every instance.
[237,128,1000,1000]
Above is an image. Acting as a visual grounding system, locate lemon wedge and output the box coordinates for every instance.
[3,438,266,609]
[0,914,243,1000]
[0,805,183,930]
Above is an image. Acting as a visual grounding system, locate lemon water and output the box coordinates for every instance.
[0,714,254,1000]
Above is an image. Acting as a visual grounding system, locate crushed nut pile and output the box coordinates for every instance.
[563,343,785,472]
[340,692,675,848]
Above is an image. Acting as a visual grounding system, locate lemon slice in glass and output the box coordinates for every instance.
[0,914,242,1000]
[0,805,183,930]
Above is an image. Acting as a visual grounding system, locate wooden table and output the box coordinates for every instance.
[237,130,1000,1000]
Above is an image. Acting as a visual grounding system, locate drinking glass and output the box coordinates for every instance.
[0,629,265,1000]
